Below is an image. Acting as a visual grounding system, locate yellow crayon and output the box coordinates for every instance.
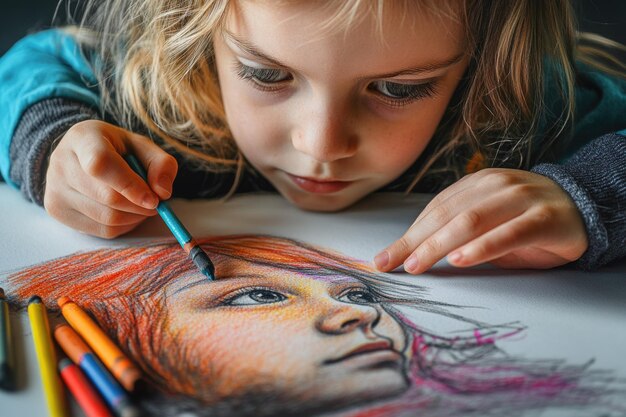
[58,296,141,392]
[28,296,68,417]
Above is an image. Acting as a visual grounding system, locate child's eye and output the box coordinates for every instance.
[368,80,438,104]
[338,288,379,304]
[222,288,287,306]
[235,62,292,88]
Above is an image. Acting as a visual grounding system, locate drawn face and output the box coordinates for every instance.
[167,260,409,409]
[214,1,468,211]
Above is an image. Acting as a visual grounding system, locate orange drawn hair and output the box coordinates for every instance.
[7,235,380,397]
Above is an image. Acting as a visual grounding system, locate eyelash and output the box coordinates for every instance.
[219,286,287,306]
[233,61,439,107]
[234,62,291,92]
[337,287,379,304]
[369,81,439,108]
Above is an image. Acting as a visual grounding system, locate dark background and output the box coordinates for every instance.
[1,0,626,56]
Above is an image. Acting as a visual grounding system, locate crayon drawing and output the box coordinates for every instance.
[3,235,622,417]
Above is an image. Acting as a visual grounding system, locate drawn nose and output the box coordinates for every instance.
[316,303,380,335]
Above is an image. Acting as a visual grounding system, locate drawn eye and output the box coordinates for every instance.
[368,80,437,101]
[339,288,378,304]
[224,289,287,306]
[235,62,292,86]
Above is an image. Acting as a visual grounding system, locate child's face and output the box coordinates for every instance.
[214,1,468,210]
[168,261,408,410]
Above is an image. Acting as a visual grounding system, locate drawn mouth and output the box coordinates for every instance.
[323,341,398,365]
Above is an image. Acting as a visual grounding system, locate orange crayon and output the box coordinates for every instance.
[57,297,141,392]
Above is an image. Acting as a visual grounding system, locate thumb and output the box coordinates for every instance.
[126,132,178,200]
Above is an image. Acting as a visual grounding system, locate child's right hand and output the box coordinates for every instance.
[44,120,178,238]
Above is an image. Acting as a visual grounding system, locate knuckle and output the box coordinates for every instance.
[118,179,141,197]
[65,120,99,142]
[99,188,122,207]
[429,205,451,225]
[510,183,539,198]
[99,209,124,226]
[395,236,414,255]
[98,225,124,239]
[83,152,112,177]
[484,170,519,188]
[419,238,442,258]
[456,210,482,232]
[531,205,557,224]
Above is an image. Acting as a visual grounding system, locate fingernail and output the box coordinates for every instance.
[374,251,389,269]
[155,175,172,198]
[142,193,159,209]
[404,254,419,273]
[448,251,462,263]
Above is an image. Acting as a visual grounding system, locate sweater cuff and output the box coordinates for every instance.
[9,98,101,206]
[531,133,626,270]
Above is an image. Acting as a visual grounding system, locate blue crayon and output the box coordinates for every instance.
[124,153,215,280]
[54,325,139,417]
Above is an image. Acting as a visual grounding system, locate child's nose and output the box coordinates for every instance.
[291,103,358,163]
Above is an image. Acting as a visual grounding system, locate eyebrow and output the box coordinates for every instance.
[223,30,466,78]
[174,273,262,294]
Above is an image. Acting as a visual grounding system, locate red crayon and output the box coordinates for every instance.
[58,358,113,417]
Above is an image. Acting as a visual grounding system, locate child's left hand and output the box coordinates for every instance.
[374,168,589,274]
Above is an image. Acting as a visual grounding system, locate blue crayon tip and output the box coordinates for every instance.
[189,246,215,280]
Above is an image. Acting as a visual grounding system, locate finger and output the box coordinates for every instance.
[68,188,154,227]
[126,132,178,200]
[374,188,476,271]
[374,169,534,272]
[374,178,501,272]
[50,206,143,239]
[65,154,158,216]
[401,194,528,274]
[410,169,518,227]
[446,211,549,268]
[73,135,159,209]
[409,172,478,227]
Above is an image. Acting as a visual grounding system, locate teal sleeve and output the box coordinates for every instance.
[0,29,101,186]
[572,66,626,146]
[557,65,626,160]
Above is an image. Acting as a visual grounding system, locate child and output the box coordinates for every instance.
[0,1,625,274]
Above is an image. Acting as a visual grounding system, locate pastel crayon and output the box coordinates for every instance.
[54,324,139,417]
[57,297,142,392]
[0,288,16,391]
[59,358,113,417]
[28,296,69,417]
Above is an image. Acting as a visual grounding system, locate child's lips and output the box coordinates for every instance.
[287,174,353,194]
